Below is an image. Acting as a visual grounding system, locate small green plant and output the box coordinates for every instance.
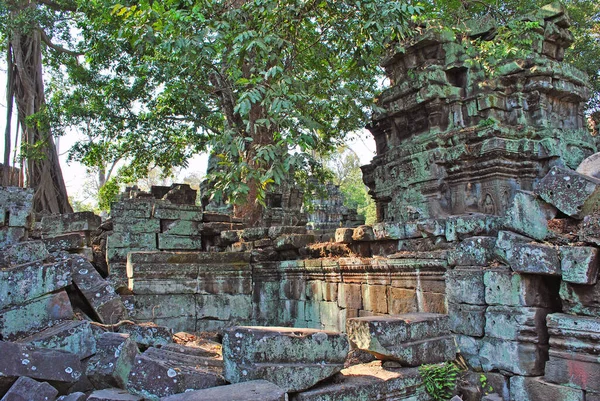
[479,373,494,395]
[419,361,461,401]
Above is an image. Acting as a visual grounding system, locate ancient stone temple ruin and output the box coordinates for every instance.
[1,3,600,401]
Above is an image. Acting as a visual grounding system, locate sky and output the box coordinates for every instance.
[0,63,376,204]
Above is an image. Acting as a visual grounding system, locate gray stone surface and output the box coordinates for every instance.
[446,268,486,305]
[479,337,547,376]
[485,306,550,344]
[484,268,553,307]
[86,333,139,389]
[545,349,600,393]
[346,314,455,366]
[535,166,600,219]
[0,241,49,268]
[57,393,87,401]
[447,236,496,267]
[502,191,557,241]
[0,376,58,401]
[448,303,486,337]
[18,320,97,359]
[502,242,561,276]
[87,389,144,401]
[560,246,599,284]
[160,380,287,401]
[559,280,600,317]
[223,326,348,392]
[510,375,583,401]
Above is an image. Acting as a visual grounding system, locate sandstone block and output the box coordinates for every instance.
[387,287,417,314]
[106,233,156,249]
[580,213,600,246]
[0,376,58,401]
[545,350,600,393]
[371,222,405,240]
[361,284,388,314]
[560,246,599,284]
[220,230,242,244]
[160,219,202,236]
[479,337,547,375]
[0,341,83,384]
[535,166,600,219]
[0,291,73,340]
[160,380,287,401]
[291,361,427,401]
[0,227,26,247]
[111,199,154,219]
[346,314,456,366]
[112,218,160,234]
[0,259,72,310]
[447,236,496,266]
[485,306,550,344]
[502,191,556,241]
[57,392,87,401]
[547,313,600,354]
[447,303,486,337]
[274,234,315,250]
[455,335,482,370]
[494,230,532,261]
[334,228,354,243]
[352,225,375,241]
[446,268,486,305]
[505,242,561,276]
[484,268,553,307]
[116,323,172,348]
[445,214,499,242]
[127,346,225,400]
[19,320,97,359]
[0,241,49,268]
[86,333,139,389]
[87,389,143,401]
[267,226,307,239]
[41,212,101,236]
[223,326,349,392]
[153,204,203,221]
[559,280,600,316]
[510,376,583,401]
[240,227,269,241]
[43,233,86,252]
[70,256,127,324]
[157,234,202,250]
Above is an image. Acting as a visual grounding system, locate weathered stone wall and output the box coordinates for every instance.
[362,4,597,223]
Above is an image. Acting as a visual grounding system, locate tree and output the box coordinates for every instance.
[0,0,74,214]
[51,0,421,223]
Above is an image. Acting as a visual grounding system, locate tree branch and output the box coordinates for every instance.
[38,0,77,13]
[39,29,82,56]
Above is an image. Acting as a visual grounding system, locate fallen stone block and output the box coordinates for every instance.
[0,290,73,340]
[510,376,583,401]
[223,326,348,392]
[41,211,101,237]
[447,236,496,266]
[559,280,600,317]
[115,322,172,348]
[446,268,485,305]
[160,380,286,401]
[371,222,405,240]
[69,256,128,324]
[485,306,550,344]
[346,314,456,366]
[502,191,557,241]
[504,242,561,276]
[0,258,72,310]
[580,212,600,246]
[560,246,599,284]
[352,225,374,241]
[86,333,139,389]
[43,233,87,253]
[87,389,143,401]
[127,346,225,399]
[18,320,97,359]
[291,361,427,401]
[447,303,486,337]
[0,241,49,267]
[0,341,83,384]
[484,268,554,307]
[535,166,600,219]
[479,337,547,376]
[0,376,58,401]
[57,392,87,401]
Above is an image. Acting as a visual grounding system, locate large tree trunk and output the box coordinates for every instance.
[7,4,72,215]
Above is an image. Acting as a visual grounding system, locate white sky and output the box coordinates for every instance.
[0,62,376,204]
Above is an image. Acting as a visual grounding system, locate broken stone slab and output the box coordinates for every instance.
[87,389,143,401]
[502,191,557,241]
[559,280,600,317]
[504,242,561,276]
[0,290,74,341]
[485,306,550,344]
[43,233,86,253]
[18,320,97,359]
[0,341,83,384]
[580,213,600,246]
[86,333,139,390]
[484,267,554,307]
[0,376,58,401]
[346,314,456,366]
[57,392,87,401]
[446,268,486,305]
[0,258,72,310]
[447,303,486,337]
[479,337,548,376]
[223,326,349,392]
[560,246,599,284]
[510,376,583,401]
[160,380,286,401]
[274,234,315,251]
[0,241,49,268]
[535,166,600,219]
[69,256,128,324]
[291,361,427,401]
[447,236,496,266]
[115,322,172,348]
[41,212,102,237]
[127,346,225,400]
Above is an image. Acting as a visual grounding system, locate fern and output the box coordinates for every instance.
[419,362,461,401]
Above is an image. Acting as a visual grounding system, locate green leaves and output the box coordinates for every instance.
[419,362,462,401]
